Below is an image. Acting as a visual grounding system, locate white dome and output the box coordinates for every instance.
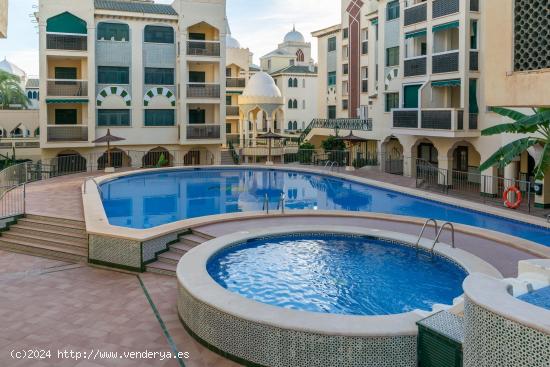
[226,34,241,49]
[0,59,26,80]
[242,72,282,98]
[284,26,305,43]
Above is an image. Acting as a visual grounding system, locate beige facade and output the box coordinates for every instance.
[0,110,41,161]
[37,0,227,165]
[0,0,7,38]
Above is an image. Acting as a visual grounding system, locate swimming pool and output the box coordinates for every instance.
[99,168,550,246]
[207,233,467,315]
[518,286,550,310]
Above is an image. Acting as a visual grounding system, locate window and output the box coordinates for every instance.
[328,71,336,86]
[296,49,304,62]
[55,67,77,80]
[328,37,337,52]
[293,121,298,130]
[343,45,349,59]
[362,67,368,93]
[293,99,298,109]
[343,28,349,39]
[328,106,336,119]
[288,121,293,130]
[470,20,478,49]
[97,22,129,42]
[189,108,205,124]
[342,100,348,110]
[288,78,293,88]
[226,68,232,77]
[386,46,399,66]
[387,1,400,21]
[343,64,349,75]
[288,99,293,109]
[226,96,232,105]
[145,68,174,85]
[27,91,32,99]
[98,66,129,84]
[97,109,131,126]
[189,32,205,41]
[144,110,175,126]
[226,123,232,134]
[343,81,349,95]
[385,92,399,112]
[144,25,174,44]
[293,78,298,88]
[55,109,77,125]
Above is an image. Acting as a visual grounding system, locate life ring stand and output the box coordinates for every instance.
[503,186,522,209]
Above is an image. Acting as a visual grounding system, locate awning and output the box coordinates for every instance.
[432,79,461,87]
[432,21,460,33]
[46,99,89,104]
[226,91,243,95]
[371,18,378,25]
[405,29,427,39]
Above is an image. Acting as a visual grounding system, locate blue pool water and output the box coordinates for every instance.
[518,287,550,310]
[99,168,550,246]
[207,234,468,315]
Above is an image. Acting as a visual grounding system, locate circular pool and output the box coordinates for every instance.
[207,233,467,316]
[177,226,501,367]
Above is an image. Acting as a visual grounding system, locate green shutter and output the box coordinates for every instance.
[469,79,479,114]
[404,85,421,108]
[432,21,460,33]
[46,12,87,34]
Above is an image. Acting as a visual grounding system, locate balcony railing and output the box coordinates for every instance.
[404,56,427,77]
[187,83,221,98]
[470,51,479,71]
[226,106,240,116]
[47,125,88,142]
[433,51,459,73]
[433,0,459,18]
[186,40,221,57]
[226,78,246,88]
[47,80,88,97]
[404,2,427,26]
[46,34,87,51]
[393,109,471,132]
[187,124,221,140]
[393,110,419,128]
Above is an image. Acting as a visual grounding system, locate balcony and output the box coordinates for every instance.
[187,125,221,140]
[404,3,427,26]
[392,109,479,137]
[186,40,220,57]
[226,78,246,88]
[187,83,221,98]
[433,0,459,18]
[404,56,427,77]
[393,110,419,128]
[47,80,88,97]
[46,34,87,51]
[47,125,88,142]
[226,105,240,116]
[433,51,459,73]
[470,51,479,71]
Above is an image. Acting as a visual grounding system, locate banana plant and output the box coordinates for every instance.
[479,107,550,180]
[0,70,30,109]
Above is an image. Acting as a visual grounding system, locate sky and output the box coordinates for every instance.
[0,0,341,76]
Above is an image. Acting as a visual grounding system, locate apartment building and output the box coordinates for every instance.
[37,0,227,166]
[312,0,550,207]
[0,0,7,38]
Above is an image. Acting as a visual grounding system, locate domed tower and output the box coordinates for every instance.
[0,58,28,87]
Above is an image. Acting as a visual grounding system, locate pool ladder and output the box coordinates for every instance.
[324,161,339,171]
[415,219,456,256]
[263,193,286,214]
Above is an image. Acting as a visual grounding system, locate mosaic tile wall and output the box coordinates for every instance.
[142,233,179,263]
[89,235,141,270]
[463,298,550,367]
[514,0,550,71]
[178,284,417,367]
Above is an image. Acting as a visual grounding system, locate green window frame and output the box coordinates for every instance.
[144,110,175,127]
[385,92,399,112]
[55,109,77,125]
[98,66,129,84]
[328,37,337,52]
[328,105,336,119]
[327,71,336,86]
[470,20,478,49]
[144,68,174,85]
[144,25,174,44]
[387,1,400,21]
[97,109,131,126]
[386,46,400,67]
[97,22,129,42]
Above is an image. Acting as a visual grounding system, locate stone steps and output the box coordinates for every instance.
[0,215,88,263]
[220,151,236,165]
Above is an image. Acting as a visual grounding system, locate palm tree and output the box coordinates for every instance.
[0,70,30,109]
[479,107,550,180]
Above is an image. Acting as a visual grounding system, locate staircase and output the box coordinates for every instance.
[0,214,88,262]
[220,150,236,165]
[146,230,214,276]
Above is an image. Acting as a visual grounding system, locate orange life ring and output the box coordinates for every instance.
[503,186,522,209]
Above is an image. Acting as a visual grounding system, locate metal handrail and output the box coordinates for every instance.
[415,219,439,252]
[277,192,286,214]
[430,222,456,254]
[329,161,339,171]
[262,193,269,214]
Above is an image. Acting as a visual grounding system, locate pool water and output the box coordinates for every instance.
[518,286,550,310]
[207,234,468,316]
[99,168,550,246]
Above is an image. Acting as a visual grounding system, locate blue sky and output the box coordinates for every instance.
[0,0,340,76]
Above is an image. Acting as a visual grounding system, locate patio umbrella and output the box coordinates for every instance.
[336,131,368,171]
[93,129,126,168]
[257,129,283,164]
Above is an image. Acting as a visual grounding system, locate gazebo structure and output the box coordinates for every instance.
[238,72,285,163]
[337,130,368,171]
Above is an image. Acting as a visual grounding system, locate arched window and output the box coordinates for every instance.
[296,49,304,62]
[32,91,38,99]
[293,99,298,109]
[288,78,293,87]
[144,25,174,44]
[293,121,298,130]
[27,91,32,99]
[97,22,130,42]
[288,121,292,130]
[293,78,298,88]
[288,100,293,109]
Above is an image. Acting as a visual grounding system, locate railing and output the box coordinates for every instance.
[47,80,88,97]
[187,83,221,98]
[404,2,427,26]
[404,56,427,77]
[226,78,246,88]
[46,34,87,51]
[433,51,459,73]
[470,51,479,71]
[186,40,221,57]
[226,134,240,146]
[299,118,373,142]
[393,109,419,128]
[226,106,240,116]
[416,159,449,193]
[421,109,453,129]
[433,0,459,18]
[186,125,221,140]
[47,125,88,142]
[0,184,25,220]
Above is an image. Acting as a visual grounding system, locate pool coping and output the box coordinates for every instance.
[177,225,502,337]
[81,165,550,259]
